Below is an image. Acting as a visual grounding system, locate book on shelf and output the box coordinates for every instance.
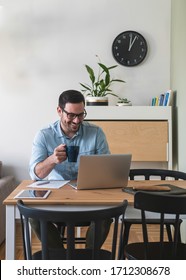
[151,90,173,106]
[159,94,165,106]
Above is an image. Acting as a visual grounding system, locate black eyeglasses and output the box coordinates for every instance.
[62,108,87,120]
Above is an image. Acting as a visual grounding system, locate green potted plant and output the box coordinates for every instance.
[80,56,125,106]
[116,97,132,106]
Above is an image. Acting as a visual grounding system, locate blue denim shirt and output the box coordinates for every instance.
[29,120,110,180]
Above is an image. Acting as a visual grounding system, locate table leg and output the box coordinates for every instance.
[5,205,16,260]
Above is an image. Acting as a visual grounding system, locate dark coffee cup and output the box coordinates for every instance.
[66,145,79,162]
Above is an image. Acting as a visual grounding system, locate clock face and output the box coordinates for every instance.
[112,31,148,67]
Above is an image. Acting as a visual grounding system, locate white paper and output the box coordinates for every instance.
[27,180,70,189]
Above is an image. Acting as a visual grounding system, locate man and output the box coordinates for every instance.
[29,89,111,248]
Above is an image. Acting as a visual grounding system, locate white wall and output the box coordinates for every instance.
[171,0,186,173]
[0,0,171,182]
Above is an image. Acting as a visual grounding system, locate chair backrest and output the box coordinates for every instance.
[17,199,128,260]
[129,169,186,180]
[134,192,186,259]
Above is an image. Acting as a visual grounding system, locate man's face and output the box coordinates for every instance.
[57,102,86,136]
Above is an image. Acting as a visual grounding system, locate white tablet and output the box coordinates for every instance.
[14,189,51,199]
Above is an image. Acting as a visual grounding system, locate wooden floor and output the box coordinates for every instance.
[0,221,164,260]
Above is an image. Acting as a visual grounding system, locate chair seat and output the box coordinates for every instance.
[125,242,186,260]
[33,248,112,260]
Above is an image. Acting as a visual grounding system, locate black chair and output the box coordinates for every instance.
[124,192,186,259]
[17,199,128,260]
[56,221,90,245]
[118,169,186,259]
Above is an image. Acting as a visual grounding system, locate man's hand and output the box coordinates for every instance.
[53,144,67,164]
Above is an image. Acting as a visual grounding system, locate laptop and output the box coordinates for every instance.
[70,154,132,190]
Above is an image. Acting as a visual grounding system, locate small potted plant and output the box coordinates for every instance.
[80,56,125,106]
[116,97,132,106]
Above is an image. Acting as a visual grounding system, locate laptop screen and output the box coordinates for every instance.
[73,154,131,190]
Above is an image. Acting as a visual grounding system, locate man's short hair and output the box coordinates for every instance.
[58,90,85,109]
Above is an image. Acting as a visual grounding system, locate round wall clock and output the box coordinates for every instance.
[112,31,148,67]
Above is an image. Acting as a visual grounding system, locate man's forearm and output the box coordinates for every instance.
[34,156,56,179]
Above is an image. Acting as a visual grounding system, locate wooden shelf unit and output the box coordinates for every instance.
[86,106,172,169]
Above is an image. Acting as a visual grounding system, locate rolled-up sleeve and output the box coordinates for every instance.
[29,131,49,180]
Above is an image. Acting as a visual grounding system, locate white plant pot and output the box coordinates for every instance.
[86,96,108,106]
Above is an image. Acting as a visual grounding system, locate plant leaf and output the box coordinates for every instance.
[80,83,91,91]
[112,79,125,83]
[108,92,119,97]
[85,65,95,83]
[98,63,109,74]
[108,65,118,70]
[105,72,110,86]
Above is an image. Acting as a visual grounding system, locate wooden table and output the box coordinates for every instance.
[4,180,186,259]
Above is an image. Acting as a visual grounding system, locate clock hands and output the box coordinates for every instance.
[128,34,137,51]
